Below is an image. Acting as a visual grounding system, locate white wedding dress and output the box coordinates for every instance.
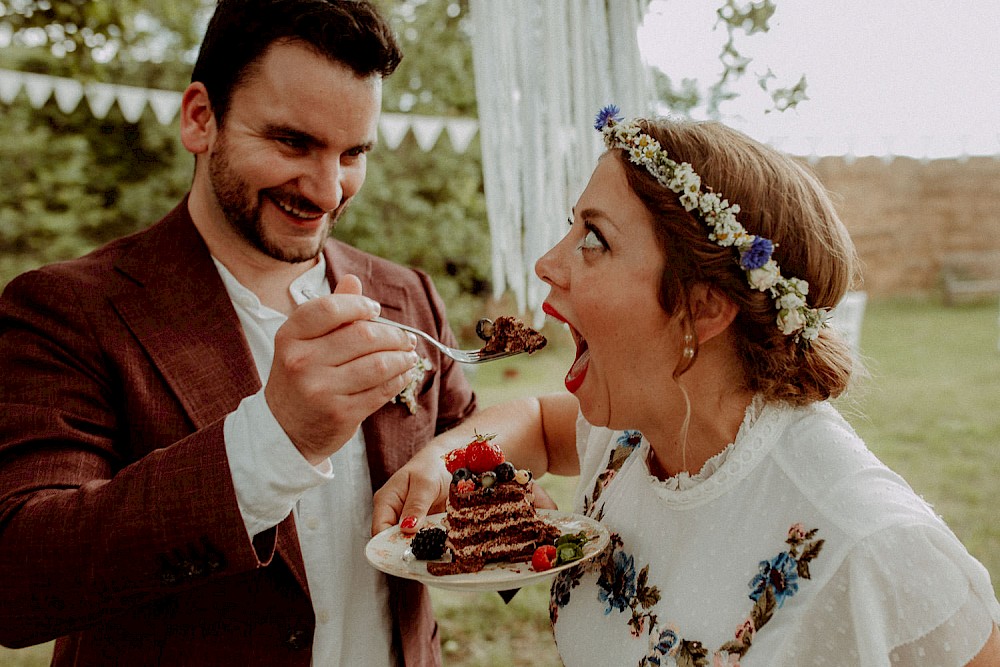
[551,399,1000,667]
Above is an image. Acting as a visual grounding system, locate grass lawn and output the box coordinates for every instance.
[3,297,998,666]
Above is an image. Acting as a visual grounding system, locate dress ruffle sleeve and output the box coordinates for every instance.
[778,520,1000,666]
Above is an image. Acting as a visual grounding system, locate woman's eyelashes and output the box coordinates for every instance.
[575,222,608,253]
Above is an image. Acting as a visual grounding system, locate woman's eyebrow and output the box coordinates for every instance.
[575,206,622,232]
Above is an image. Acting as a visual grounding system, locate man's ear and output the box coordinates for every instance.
[689,283,739,344]
[179,82,215,155]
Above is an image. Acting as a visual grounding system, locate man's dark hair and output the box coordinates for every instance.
[191,0,402,123]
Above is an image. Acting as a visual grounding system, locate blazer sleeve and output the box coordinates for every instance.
[0,269,271,648]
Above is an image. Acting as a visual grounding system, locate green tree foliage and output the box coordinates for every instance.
[0,0,203,287]
[0,92,190,282]
[0,0,491,330]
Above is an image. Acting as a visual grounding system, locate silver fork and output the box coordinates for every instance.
[300,289,522,364]
[371,316,524,364]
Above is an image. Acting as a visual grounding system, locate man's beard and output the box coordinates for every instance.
[207,137,345,263]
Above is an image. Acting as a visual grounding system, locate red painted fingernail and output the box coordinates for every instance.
[400,516,417,531]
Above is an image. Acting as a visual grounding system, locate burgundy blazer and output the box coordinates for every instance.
[0,199,476,666]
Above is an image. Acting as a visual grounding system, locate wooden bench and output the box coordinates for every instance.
[940,251,1000,305]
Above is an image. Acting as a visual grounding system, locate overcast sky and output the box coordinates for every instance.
[637,0,1000,158]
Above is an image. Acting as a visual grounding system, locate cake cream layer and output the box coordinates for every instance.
[437,478,561,572]
[452,536,539,562]
[446,516,551,544]
[446,499,532,525]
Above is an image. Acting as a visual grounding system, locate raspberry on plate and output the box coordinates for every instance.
[531,544,557,572]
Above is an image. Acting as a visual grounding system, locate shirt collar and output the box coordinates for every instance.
[213,254,330,318]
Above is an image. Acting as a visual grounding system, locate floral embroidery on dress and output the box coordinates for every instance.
[553,431,643,625]
[584,430,642,516]
[551,523,825,667]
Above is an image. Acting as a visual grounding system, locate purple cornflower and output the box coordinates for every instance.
[594,104,623,130]
[740,236,775,270]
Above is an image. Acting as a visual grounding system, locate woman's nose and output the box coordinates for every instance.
[534,239,565,287]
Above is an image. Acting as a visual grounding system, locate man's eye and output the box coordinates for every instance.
[277,136,309,151]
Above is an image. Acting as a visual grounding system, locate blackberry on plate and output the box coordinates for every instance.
[410,527,447,560]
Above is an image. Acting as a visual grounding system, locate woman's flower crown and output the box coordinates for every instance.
[594,104,829,344]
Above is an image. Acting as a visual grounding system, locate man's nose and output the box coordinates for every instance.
[301,155,345,213]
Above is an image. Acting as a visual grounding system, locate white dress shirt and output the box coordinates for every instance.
[216,256,394,666]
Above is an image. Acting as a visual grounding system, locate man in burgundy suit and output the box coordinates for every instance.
[0,1,475,665]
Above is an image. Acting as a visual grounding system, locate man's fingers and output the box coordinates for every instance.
[334,273,363,296]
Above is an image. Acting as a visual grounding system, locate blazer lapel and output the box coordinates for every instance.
[111,203,312,593]
[111,202,261,429]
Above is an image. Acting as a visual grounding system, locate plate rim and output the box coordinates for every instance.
[365,508,609,592]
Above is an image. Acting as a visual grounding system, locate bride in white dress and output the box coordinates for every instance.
[375,107,1000,666]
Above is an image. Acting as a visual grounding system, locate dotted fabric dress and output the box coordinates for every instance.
[551,399,1000,667]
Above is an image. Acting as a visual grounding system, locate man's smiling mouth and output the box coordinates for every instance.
[268,192,326,221]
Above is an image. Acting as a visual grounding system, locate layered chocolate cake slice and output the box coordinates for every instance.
[426,434,560,575]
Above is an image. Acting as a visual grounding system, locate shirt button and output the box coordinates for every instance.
[317,610,330,624]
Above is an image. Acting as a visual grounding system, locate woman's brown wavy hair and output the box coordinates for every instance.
[615,118,860,404]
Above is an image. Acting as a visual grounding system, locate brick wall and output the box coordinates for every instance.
[807,155,1000,297]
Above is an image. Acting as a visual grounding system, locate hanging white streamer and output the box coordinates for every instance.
[469,0,654,320]
[147,89,182,125]
[84,82,116,119]
[115,85,148,123]
[378,114,411,150]
[0,69,21,104]
[409,116,446,151]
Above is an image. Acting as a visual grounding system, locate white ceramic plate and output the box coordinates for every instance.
[365,509,610,592]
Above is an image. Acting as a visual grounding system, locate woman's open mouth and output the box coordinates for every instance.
[542,302,590,394]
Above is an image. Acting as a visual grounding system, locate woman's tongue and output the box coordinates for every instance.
[565,337,590,393]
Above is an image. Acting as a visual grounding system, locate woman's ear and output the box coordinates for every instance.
[179,82,215,155]
[689,283,739,343]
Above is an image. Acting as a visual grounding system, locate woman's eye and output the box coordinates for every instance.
[576,229,605,252]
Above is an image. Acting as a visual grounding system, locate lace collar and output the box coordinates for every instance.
[642,395,785,506]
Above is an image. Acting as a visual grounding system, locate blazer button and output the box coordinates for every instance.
[285,630,309,650]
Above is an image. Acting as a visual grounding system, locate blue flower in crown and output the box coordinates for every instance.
[740,236,775,270]
[594,104,623,130]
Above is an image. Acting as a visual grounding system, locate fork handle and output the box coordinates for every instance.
[371,316,445,351]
